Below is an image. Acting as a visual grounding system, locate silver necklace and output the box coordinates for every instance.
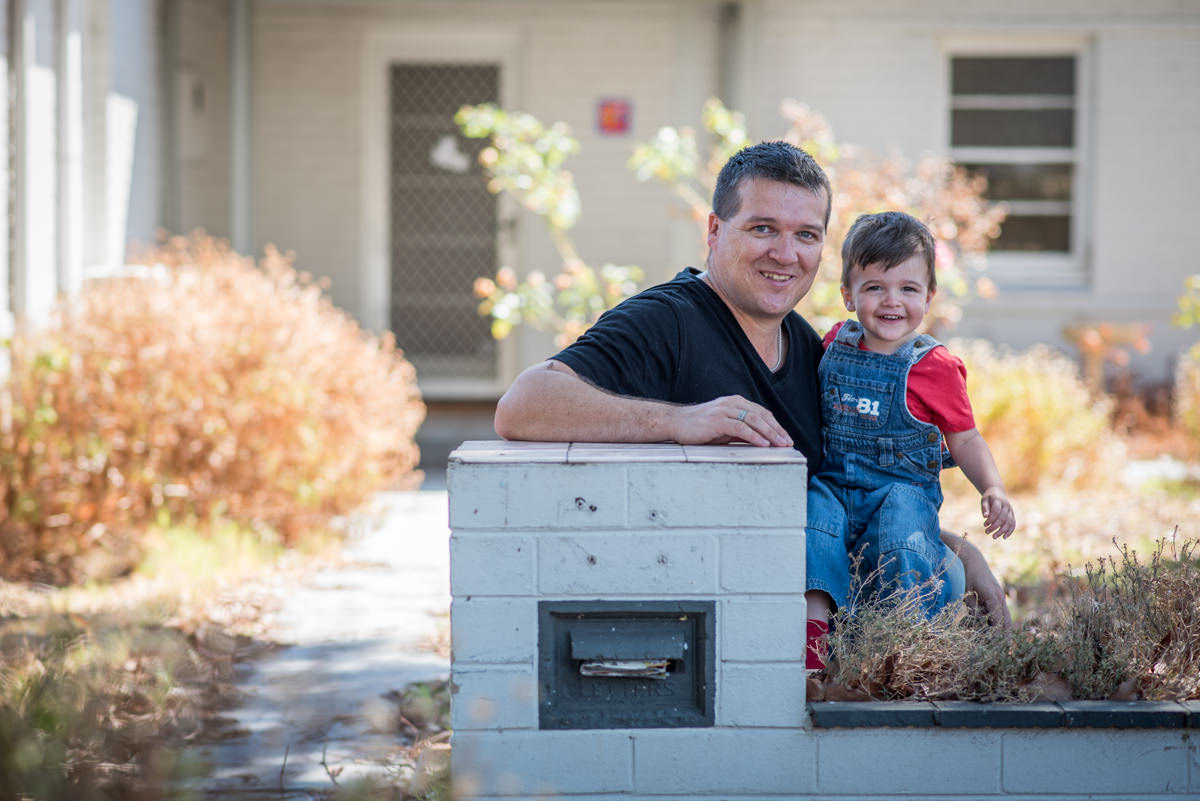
[771,325,783,372]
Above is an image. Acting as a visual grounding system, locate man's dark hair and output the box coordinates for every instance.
[712,141,832,228]
[840,211,937,291]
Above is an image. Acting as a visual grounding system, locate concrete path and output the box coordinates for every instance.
[189,489,452,797]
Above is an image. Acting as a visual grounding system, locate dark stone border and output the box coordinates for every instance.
[809,700,1197,729]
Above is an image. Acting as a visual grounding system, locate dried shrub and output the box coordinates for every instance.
[825,559,1063,703]
[823,534,1200,702]
[1057,534,1200,701]
[0,232,425,584]
[1173,347,1200,459]
[947,338,1125,493]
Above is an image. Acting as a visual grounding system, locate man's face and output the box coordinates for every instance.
[705,177,827,327]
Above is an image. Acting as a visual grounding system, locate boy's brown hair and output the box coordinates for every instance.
[840,211,937,291]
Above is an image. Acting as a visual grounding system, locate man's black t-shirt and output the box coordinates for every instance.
[551,268,825,471]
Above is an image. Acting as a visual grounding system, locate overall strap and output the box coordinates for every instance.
[833,319,865,347]
[899,333,943,365]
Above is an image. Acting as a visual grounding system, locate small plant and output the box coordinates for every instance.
[0,232,425,584]
[456,104,643,347]
[946,338,1125,493]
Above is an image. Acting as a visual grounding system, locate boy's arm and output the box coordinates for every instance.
[944,427,1016,539]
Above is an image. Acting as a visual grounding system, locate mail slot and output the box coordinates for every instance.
[538,600,715,729]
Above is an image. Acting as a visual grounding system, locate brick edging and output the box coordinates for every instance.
[808,699,1200,728]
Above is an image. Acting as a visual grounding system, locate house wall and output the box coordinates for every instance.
[248,0,722,388]
[105,0,163,261]
[170,0,231,240]
[175,0,1198,392]
[751,0,1200,383]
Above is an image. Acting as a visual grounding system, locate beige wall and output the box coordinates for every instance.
[750,0,1200,381]
[248,0,722,396]
[172,0,1199,390]
[171,0,231,240]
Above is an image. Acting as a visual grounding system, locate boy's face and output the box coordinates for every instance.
[840,255,935,354]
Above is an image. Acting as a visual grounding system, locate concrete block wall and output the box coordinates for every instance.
[448,441,810,799]
[448,441,1198,800]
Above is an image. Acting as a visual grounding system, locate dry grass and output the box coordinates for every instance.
[0,519,317,800]
[816,523,1200,703]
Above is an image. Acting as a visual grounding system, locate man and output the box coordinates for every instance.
[494,141,1010,627]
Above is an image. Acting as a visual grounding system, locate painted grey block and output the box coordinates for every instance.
[632,729,815,794]
[568,442,687,462]
[504,464,630,529]
[451,666,537,731]
[719,532,806,593]
[1059,700,1188,728]
[447,463,510,529]
[681,444,808,464]
[1192,736,1200,795]
[626,462,806,528]
[450,534,536,596]
[933,700,1065,728]
[717,662,807,727]
[449,441,570,463]
[1183,700,1200,728]
[720,599,807,662]
[808,701,936,728]
[1002,730,1190,794]
[451,730,633,797]
[817,729,1000,794]
[538,533,716,595]
[451,598,537,664]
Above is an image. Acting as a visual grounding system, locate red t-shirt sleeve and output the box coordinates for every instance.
[906,346,975,433]
[821,321,843,349]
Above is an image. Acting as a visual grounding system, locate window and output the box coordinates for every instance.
[949,55,1083,285]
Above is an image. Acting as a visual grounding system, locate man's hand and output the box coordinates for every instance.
[666,395,793,448]
[941,530,1012,630]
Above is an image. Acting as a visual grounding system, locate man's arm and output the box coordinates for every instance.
[493,359,793,447]
[940,530,1013,629]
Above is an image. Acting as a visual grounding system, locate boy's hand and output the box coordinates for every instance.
[981,487,1015,539]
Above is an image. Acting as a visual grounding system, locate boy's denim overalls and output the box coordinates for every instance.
[805,320,956,616]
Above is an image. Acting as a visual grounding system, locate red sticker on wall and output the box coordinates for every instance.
[597,98,632,135]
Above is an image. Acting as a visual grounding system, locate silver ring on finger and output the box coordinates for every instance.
[736,409,748,422]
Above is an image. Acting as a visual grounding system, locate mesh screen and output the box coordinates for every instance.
[390,64,499,380]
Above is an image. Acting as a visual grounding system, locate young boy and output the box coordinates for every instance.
[805,211,1015,669]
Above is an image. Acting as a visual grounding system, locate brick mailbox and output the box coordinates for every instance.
[446,441,1198,800]
[447,441,810,798]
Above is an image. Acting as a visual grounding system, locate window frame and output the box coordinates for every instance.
[941,37,1093,290]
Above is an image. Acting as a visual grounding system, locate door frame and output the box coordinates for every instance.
[360,26,521,399]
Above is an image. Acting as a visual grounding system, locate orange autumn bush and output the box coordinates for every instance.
[0,233,425,583]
